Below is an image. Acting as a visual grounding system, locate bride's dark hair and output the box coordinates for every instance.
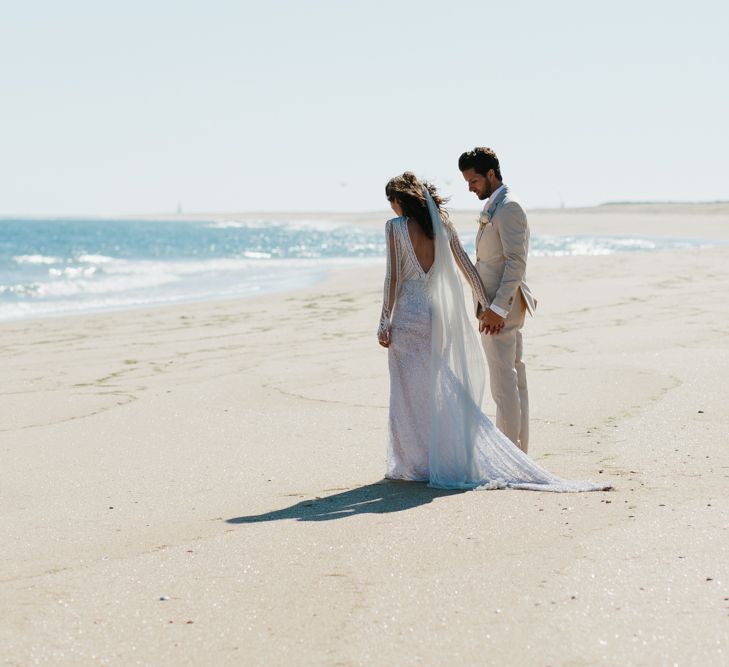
[385,172,448,240]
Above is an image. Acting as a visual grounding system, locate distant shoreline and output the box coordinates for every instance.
[3,200,729,222]
[600,199,729,205]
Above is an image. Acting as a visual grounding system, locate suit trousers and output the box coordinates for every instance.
[481,291,529,452]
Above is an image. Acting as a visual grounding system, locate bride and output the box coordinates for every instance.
[377,172,610,492]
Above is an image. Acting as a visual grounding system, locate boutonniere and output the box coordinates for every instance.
[478,211,491,228]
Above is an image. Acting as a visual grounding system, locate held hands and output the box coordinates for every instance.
[378,327,392,348]
[478,309,505,335]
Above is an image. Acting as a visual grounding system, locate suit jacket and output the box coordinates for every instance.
[474,185,536,316]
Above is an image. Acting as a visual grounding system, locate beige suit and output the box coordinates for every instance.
[474,185,535,452]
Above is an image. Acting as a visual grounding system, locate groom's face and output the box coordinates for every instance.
[462,168,494,200]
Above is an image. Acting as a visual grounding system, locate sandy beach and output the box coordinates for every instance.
[2,204,729,666]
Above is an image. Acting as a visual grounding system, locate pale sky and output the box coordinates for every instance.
[2,0,727,215]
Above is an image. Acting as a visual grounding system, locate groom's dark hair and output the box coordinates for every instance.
[458,147,502,180]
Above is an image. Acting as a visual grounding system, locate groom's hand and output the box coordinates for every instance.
[479,309,506,335]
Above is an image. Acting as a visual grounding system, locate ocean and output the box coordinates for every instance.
[0,217,712,322]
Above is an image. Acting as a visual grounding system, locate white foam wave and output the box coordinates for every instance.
[207,220,257,229]
[35,272,179,297]
[49,266,97,278]
[206,218,348,232]
[77,254,115,264]
[529,235,695,257]
[0,282,40,297]
[0,257,369,322]
[13,254,61,265]
[14,256,380,302]
[282,218,349,231]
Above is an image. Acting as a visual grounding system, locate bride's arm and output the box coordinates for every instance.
[377,220,398,347]
[444,216,488,313]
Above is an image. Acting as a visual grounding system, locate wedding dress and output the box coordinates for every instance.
[377,194,611,492]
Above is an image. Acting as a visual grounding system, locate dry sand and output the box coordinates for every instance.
[2,205,729,665]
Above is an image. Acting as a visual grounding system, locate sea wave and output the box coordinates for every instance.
[0,215,719,322]
[0,255,381,321]
[77,253,116,264]
[206,218,348,232]
[529,235,706,256]
[13,254,62,265]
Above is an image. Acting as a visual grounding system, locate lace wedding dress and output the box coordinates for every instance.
[377,211,611,493]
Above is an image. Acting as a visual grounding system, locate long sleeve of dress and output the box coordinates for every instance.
[445,218,488,313]
[378,220,398,337]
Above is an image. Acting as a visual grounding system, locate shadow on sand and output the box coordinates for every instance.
[226,479,464,524]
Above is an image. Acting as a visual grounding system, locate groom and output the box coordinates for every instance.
[459,147,536,453]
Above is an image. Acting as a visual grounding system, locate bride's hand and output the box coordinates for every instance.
[378,328,391,348]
